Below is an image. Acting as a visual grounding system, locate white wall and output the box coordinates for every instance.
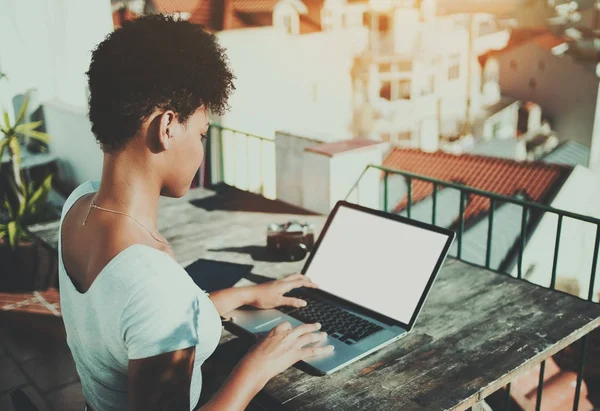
[275,131,324,205]
[301,142,387,214]
[590,82,600,172]
[481,102,519,140]
[512,166,600,301]
[0,0,113,111]
[329,146,384,210]
[42,100,103,186]
[302,151,331,214]
[216,27,360,141]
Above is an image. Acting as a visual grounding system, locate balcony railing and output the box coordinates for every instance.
[202,124,275,199]
[203,126,600,409]
[346,164,600,411]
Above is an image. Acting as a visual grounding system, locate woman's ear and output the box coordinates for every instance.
[158,111,176,150]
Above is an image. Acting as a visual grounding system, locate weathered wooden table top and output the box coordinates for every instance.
[30,187,600,411]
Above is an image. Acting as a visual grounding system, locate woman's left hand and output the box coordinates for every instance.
[249,273,318,309]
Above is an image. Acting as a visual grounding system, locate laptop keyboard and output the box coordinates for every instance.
[279,294,384,344]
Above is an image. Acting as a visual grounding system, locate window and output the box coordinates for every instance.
[379,63,392,73]
[363,11,371,28]
[397,131,412,141]
[398,79,411,99]
[380,81,392,100]
[378,14,390,32]
[510,60,518,70]
[529,78,537,91]
[492,122,502,137]
[380,79,411,100]
[448,53,460,80]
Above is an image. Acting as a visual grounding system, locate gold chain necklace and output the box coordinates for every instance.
[83,195,172,249]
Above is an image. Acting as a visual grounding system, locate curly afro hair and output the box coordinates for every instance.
[86,14,235,152]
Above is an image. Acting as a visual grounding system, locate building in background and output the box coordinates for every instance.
[480,27,600,169]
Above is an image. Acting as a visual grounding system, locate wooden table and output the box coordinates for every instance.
[29,187,600,411]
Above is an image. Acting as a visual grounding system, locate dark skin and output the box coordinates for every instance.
[61,106,334,411]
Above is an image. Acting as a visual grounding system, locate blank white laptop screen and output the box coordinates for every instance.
[304,205,449,325]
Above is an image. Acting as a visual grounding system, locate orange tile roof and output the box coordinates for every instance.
[189,0,224,30]
[383,148,571,222]
[231,0,323,32]
[152,0,200,13]
[233,0,279,13]
[112,7,139,29]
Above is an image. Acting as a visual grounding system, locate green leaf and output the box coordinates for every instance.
[7,221,16,249]
[15,120,42,134]
[28,174,53,214]
[18,191,26,217]
[27,181,34,199]
[8,138,21,172]
[15,98,29,125]
[3,109,11,130]
[0,138,7,161]
[0,224,6,238]
[27,130,50,145]
[4,198,13,219]
[7,177,26,208]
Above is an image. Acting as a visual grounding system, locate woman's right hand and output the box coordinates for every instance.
[241,321,335,384]
[199,322,334,411]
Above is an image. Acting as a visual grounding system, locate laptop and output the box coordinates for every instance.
[227,200,455,375]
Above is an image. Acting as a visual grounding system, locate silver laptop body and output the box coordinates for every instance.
[227,200,455,375]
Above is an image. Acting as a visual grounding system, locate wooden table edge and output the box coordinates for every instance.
[449,314,600,411]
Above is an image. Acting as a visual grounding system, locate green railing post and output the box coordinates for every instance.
[384,171,389,213]
[432,183,438,225]
[218,125,224,184]
[458,191,466,260]
[259,139,264,196]
[246,133,250,191]
[344,165,369,202]
[505,382,512,411]
[535,361,546,411]
[232,131,237,188]
[407,177,412,219]
[535,214,564,411]
[550,215,563,290]
[518,206,528,279]
[573,335,590,411]
[486,198,495,269]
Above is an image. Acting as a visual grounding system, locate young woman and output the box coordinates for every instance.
[59,14,333,411]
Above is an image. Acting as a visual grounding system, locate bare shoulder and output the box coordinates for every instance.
[62,195,168,292]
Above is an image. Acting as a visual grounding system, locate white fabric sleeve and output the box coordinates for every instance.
[119,259,201,360]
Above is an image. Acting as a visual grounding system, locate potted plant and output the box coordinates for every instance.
[0,92,56,292]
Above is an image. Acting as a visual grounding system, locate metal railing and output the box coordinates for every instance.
[204,127,600,409]
[203,124,275,198]
[346,164,600,411]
